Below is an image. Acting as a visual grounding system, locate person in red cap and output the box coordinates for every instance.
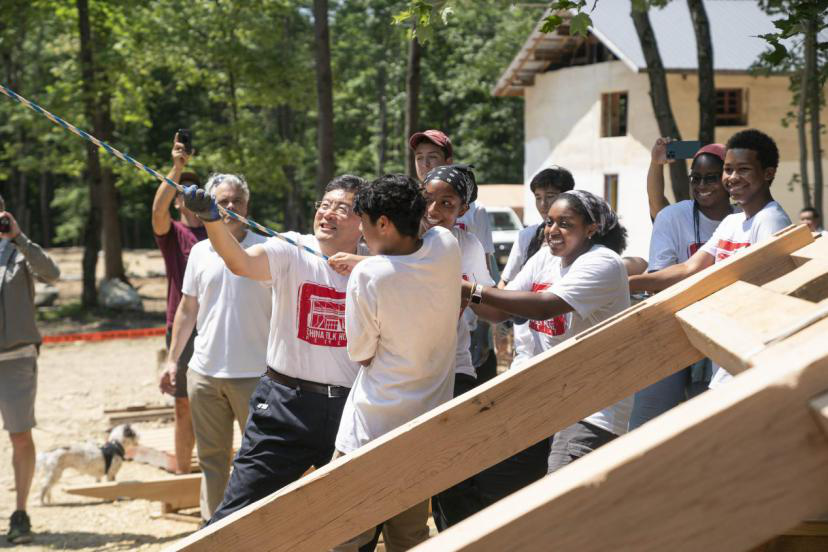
[409,130,499,383]
[628,139,734,429]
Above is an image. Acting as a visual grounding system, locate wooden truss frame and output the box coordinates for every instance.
[169,224,828,552]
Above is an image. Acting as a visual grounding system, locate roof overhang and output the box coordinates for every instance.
[492,10,587,98]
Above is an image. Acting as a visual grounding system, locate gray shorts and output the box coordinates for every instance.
[0,356,37,434]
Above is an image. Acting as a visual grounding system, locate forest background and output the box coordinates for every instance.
[1,0,824,308]
[0,0,539,303]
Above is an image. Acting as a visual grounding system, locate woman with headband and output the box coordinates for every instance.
[463,189,633,475]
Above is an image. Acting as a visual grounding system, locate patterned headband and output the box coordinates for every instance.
[423,164,478,205]
[559,190,618,236]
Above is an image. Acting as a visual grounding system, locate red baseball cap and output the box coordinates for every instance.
[694,143,726,162]
[409,129,453,159]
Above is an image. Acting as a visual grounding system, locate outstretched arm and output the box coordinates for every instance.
[629,249,714,293]
[462,280,574,323]
[183,187,271,281]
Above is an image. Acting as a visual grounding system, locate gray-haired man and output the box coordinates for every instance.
[0,194,60,544]
[163,174,270,523]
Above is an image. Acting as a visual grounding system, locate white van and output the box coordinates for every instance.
[487,206,524,271]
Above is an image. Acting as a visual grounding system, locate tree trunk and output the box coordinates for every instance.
[377,64,388,176]
[77,0,102,307]
[631,8,690,201]
[687,0,715,146]
[797,66,811,207]
[404,37,422,178]
[39,172,51,246]
[313,0,335,195]
[805,18,824,215]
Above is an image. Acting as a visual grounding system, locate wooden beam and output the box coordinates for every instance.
[169,225,813,552]
[414,318,828,552]
[790,233,828,266]
[763,258,828,302]
[810,392,828,439]
[66,474,200,511]
[676,281,822,373]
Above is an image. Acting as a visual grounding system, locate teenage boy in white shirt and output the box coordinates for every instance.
[630,129,792,387]
[333,174,461,551]
[163,173,270,523]
[183,175,367,524]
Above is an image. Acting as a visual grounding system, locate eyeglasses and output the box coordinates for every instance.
[314,200,354,216]
[688,173,722,186]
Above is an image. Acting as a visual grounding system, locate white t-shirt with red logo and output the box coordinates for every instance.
[183,231,271,378]
[700,200,791,387]
[453,227,495,378]
[335,226,461,453]
[501,224,543,369]
[506,244,633,436]
[261,232,360,388]
[648,200,725,271]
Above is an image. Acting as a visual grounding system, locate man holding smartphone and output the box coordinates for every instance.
[1,194,60,544]
[152,131,205,474]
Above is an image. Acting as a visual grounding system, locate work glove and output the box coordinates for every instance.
[183,185,220,222]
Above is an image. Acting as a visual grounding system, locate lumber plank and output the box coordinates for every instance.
[66,474,200,511]
[676,281,821,373]
[167,224,813,551]
[790,233,828,266]
[810,392,828,439]
[762,259,828,302]
[413,318,828,552]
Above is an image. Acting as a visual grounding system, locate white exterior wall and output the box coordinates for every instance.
[523,60,828,261]
[523,61,656,258]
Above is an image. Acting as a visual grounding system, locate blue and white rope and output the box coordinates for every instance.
[0,83,326,260]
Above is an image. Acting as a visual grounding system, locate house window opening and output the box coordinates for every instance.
[604,174,619,213]
[601,92,628,137]
[715,88,748,126]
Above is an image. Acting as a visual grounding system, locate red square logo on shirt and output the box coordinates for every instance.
[297,282,347,347]
[528,283,568,336]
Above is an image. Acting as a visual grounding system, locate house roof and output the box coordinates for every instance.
[494,1,782,97]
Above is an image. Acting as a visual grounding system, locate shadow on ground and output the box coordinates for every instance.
[0,529,192,550]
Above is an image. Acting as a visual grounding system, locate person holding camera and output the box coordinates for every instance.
[0,194,60,544]
[152,131,205,474]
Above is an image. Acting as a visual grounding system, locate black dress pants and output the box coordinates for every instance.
[209,374,347,524]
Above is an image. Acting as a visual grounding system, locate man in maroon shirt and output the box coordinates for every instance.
[152,134,207,474]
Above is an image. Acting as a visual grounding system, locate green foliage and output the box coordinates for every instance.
[2,0,536,249]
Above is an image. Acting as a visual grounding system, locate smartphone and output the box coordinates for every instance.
[0,215,9,233]
[666,140,702,160]
[177,128,193,155]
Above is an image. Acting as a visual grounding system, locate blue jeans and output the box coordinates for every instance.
[629,362,710,431]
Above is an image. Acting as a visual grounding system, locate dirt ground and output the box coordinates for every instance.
[0,337,196,551]
[2,249,196,550]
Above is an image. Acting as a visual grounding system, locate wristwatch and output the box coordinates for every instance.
[470,283,484,305]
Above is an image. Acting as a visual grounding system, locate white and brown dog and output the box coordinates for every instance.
[38,424,139,504]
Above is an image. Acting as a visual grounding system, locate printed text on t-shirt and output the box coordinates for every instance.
[528,283,567,336]
[296,282,347,347]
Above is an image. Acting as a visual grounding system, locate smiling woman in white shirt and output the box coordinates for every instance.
[630,143,734,430]
[466,190,633,474]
